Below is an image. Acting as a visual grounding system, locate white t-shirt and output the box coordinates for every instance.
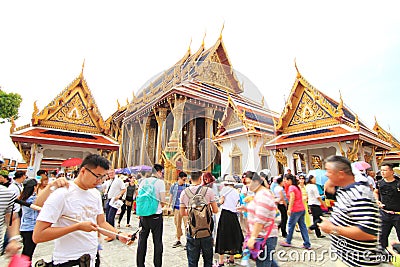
[366,176,376,189]
[220,186,239,213]
[273,185,285,204]
[138,177,166,214]
[305,183,321,206]
[36,182,103,266]
[104,177,126,199]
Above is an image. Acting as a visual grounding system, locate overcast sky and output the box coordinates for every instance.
[1,0,400,161]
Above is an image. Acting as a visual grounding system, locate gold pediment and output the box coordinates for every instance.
[226,111,242,129]
[32,72,106,134]
[48,92,96,127]
[289,91,331,127]
[197,53,233,92]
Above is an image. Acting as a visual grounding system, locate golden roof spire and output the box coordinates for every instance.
[219,22,225,40]
[294,58,301,78]
[337,90,344,115]
[80,59,85,78]
[202,31,206,47]
[188,38,192,53]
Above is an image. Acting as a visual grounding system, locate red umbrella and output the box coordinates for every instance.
[61,157,83,167]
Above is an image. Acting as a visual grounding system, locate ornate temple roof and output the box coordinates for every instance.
[122,37,245,122]
[266,64,392,151]
[29,64,109,134]
[373,119,400,162]
[213,93,277,142]
[10,63,119,152]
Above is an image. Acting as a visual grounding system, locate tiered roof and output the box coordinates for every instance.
[10,64,119,151]
[266,64,392,151]
[121,37,246,123]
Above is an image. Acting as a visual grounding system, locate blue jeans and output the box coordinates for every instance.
[255,236,278,267]
[286,210,311,248]
[186,234,213,267]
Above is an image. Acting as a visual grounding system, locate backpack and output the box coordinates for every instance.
[136,178,159,216]
[185,186,214,239]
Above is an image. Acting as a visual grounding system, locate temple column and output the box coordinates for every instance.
[155,108,167,164]
[246,135,257,171]
[189,115,196,170]
[117,125,124,168]
[204,107,214,172]
[140,119,150,165]
[127,124,134,166]
[32,145,44,178]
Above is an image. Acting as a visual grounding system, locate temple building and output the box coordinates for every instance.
[107,36,278,186]
[373,119,400,166]
[265,64,392,173]
[9,65,119,176]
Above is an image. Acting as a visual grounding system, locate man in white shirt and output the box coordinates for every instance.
[33,154,129,267]
[103,169,126,242]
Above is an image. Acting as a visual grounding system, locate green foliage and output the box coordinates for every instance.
[0,87,22,123]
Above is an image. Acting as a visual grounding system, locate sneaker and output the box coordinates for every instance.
[172,241,182,248]
[279,241,292,247]
[302,245,312,250]
[126,224,131,227]
[117,223,121,228]
[317,235,326,238]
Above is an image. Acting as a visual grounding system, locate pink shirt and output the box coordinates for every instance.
[246,188,278,238]
[288,185,305,212]
[179,185,216,209]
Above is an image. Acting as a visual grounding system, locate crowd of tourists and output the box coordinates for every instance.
[0,154,400,267]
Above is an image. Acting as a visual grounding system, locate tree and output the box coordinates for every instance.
[0,87,22,123]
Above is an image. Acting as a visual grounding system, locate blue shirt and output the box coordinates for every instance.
[169,182,189,209]
[20,194,39,231]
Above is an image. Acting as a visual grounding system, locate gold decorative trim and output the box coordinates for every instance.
[274,149,287,167]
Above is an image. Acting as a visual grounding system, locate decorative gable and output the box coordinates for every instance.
[196,38,243,94]
[275,64,343,134]
[288,91,331,127]
[31,69,107,134]
[48,92,96,127]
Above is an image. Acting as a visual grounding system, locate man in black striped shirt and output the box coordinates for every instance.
[319,155,383,267]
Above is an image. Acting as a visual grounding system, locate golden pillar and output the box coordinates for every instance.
[164,96,186,185]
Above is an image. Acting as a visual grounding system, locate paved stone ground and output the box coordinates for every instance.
[0,212,397,266]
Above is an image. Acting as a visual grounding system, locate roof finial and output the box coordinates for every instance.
[80,59,85,78]
[188,37,192,53]
[337,90,344,115]
[219,22,225,40]
[294,58,301,78]
[202,31,206,47]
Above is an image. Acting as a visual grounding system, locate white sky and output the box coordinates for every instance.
[1,0,400,161]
